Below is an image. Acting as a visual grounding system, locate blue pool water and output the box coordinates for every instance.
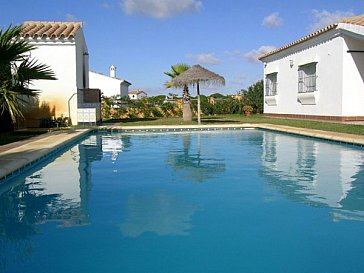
[1,129,364,273]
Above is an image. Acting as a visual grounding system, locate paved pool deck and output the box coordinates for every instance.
[0,129,91,180]
[1,124,364,180]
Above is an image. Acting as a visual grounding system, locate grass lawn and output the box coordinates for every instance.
[104,114,364,136]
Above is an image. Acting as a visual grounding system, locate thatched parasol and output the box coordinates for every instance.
[172,65,225,124]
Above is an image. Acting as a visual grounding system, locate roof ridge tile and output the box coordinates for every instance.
[21,21,82,39]
[259,13,364,60]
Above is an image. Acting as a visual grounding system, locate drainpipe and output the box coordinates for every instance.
[68,92,78,126]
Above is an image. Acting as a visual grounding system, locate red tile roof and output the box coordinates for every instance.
[259,14,364,60]
[129,90,147,95]
[340,14,364,26]
[21,21,82,39]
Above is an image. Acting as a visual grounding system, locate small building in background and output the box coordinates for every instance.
[89,65,131,98]
[21,21,89,125]
[128,89,147,100]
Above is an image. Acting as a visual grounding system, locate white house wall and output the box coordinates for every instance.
[342,36,364,116]
[89,72,124,97]
[263,31,346,117]
[28,40,79,123]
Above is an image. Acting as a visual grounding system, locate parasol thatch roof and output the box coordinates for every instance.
[172,65,225,87]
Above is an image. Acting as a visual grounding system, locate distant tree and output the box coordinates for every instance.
[0,25,56,132]
[164,63,192,121]
[239,89,248,96]
[149,95,165,106]
[244,80,264,113]
[210,92,225,98]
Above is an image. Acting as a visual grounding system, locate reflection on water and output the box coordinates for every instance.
[0,133,131,238]
[102,134,131,161]
[0,133,133,271]
[2,131,364,272]
[167,133,226,183]
[120,192,198,237]
[0,135,102,270]
[261,131,364,221]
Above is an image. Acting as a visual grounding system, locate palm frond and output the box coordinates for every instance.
[0,25,34,65]
[171,63,190,75]
[16,58,57,83]
[164,81,174,89]
[164,63,191,89]
[0,86,24,121]
[164,71,175,78]
[0,24,57,123]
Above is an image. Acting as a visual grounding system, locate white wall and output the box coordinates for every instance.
[27,39,79,123]
[128,94,137,100]
[89,71,129,98]
[26,30,89,125]
[128,92,146,100]
[262,30,346,117]
[342,36,364,116]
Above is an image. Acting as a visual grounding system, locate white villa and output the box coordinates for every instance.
[89,65,131,98]
[128,90,147,100]
[259,14,364,121]
[21,21,91,125]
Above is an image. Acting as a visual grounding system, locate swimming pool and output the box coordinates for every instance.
[1,129,364,273]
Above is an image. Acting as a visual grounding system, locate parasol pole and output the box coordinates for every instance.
[197,81,201,125]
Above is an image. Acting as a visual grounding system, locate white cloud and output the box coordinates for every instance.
[262,12,283,28]
[122,0,202,19]
[224,49,243,56]
[187,53,220,65]
[310,9,355,31]
[65,13,80,21]
[244,46,276,63]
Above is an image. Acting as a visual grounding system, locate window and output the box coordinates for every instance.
[298,63,317,93]
[265,73,277,96]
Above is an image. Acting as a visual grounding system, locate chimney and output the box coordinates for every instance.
[110,65,116,78]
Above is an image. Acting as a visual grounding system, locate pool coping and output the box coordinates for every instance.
[101,123,364,146]
[1,123,364,181]
[0,129,91,181]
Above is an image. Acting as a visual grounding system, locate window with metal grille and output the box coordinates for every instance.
[265,72,278,96]
[298,63,317,93]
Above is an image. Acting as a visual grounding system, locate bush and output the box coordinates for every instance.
[244,80,263,113]
[242,105,253,112]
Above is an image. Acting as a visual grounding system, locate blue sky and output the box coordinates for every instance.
[1,0,363,96]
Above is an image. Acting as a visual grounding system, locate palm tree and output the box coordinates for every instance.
[172,65,225,125]
[164,63,192,121]
[0,25,56,132]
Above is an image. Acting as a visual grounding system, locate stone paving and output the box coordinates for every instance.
[1,124,364,180]
[0,129,91,180]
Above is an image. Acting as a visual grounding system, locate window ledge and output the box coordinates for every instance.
[297,91,319,105]
[265,95,278,106]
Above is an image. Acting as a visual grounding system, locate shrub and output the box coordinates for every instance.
[244,80,263,113]
[242,105,253,112]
